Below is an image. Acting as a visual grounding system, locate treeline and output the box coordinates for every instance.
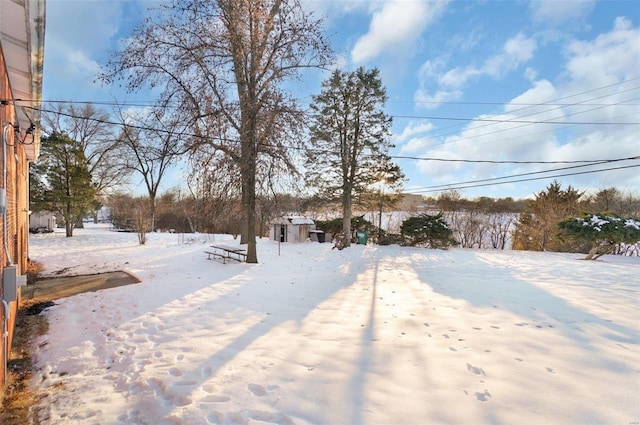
[103,181,640,257]
[423,184,639,253]
[107,191,307,237]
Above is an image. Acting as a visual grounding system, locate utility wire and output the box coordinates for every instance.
[395,90,640,151]
[411,164,640,194]
[410,157,639,190]
[394,77,640,141]
[20,77,640,193]
[25,105,639,167]
[391,154,640,164]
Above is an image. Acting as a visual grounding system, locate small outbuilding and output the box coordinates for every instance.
[29,211,56,233]
[272,216,323,243]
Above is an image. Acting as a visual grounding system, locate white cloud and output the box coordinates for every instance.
[414,33,537,108]
[524,67,538,82]
[413,57,464,107]
[396,121,435,142]
[438,66,481,88]
[408,17,640,197]
[43,0,133,98]
[413,88,463,109]
[482,33,537,78]
[351,0,448,63]
[530,0,596,27]
[563,17,639,90]
[504,79,560,118]
[302,0,370,18]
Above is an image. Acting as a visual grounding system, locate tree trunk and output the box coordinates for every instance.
[584,243,615,260]
[149,196,156,232]
[65,221,73,237]
[342,189,352,248]
[241,161,258,263]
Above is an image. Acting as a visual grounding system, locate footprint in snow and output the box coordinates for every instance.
[248,383,266,396]
[475,389,491,402]
[168,367,182,377]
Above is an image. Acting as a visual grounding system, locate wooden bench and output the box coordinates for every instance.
[205,244,247,263]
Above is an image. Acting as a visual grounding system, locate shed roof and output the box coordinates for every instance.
[273,216,315,225]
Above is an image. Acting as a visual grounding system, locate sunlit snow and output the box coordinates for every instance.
[28,225,639,425]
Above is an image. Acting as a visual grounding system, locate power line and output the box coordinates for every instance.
[394,78,640,142]
[410,158,639,190]
[26,105,639,167]
[411,164,640,194]
[391,114,639,125]
[406,76,640,108]
[394,90,640,150]
[391,154,640,164]
[22,77,640,194]
[11,78,640,127]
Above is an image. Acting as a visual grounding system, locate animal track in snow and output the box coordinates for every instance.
[475,389,491,402]
[466,363,486,376]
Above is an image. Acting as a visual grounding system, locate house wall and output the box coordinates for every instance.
[0,46,30,389]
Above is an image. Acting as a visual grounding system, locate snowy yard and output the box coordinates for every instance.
[28,225,639,425]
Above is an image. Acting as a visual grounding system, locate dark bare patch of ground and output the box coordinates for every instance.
[0,298,53,424]
[1,263,139,424]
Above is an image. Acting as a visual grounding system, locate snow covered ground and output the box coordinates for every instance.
[27,224,639,425]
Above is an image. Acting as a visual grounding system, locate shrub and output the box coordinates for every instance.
[400,212,458,249]
[558,212,640,260]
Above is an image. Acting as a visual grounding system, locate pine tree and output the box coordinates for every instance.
[306,67,404,247]
[30,133,98,237]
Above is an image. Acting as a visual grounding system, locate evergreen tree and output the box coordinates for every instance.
[400,212,457,249]
[558,212,640,260]
[306,67,404,247]
[30,133,98,237]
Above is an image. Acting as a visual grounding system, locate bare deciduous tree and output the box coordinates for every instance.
[117,107,185,231]
[41,103,130,196]
[102,0,332,263]
[186,150,241,234]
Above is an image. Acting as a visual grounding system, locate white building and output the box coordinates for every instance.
[272,216,321,243]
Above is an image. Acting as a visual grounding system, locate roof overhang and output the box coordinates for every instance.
[0,0,46,161]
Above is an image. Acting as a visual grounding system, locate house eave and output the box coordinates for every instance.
[0,0,46,161]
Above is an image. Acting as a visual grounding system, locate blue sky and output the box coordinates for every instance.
[42,0,640,200]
